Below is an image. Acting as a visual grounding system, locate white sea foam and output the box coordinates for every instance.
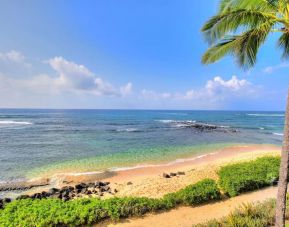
[116,128,140,132]
[273,133,284,136]
[156,119,175,123]
[259,127,265,130]
[0,120,32,125]
[247,114,284,117]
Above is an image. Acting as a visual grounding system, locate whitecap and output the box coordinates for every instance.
[247,114,284,117]
[115,128,141,132]
[273,133,284,136]
[0,120,32,125]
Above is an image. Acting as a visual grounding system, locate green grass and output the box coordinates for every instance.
[0,179,220,227]
[218,156,280,197]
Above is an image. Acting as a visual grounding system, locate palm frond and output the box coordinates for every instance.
[202,9,277,44]
[202,21,273,68]
[219,0,278,13]
[278,31,289,59]
[202,36,238,64]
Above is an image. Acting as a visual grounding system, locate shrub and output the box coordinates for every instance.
[0,178,220,226]
[164,179,221,206]
[218,156,280,197]
[193,199,277,227]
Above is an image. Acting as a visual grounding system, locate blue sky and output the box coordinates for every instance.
[0,0,287,110]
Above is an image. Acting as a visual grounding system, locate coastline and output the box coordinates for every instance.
[1,143,280,199]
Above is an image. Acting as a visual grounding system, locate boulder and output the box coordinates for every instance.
[3,198,11,203]
[177,171,185,175]
[169,172,177,177]
[75,183,87,190]
[162,173,170,178]
[48,188,59,194]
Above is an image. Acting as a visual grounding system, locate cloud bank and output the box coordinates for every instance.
[0,50,263,109]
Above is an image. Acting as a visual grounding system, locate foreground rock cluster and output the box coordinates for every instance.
[0,181,115,209]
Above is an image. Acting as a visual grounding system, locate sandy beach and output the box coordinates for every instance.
[2,144,280,200]
[39,144,280,199]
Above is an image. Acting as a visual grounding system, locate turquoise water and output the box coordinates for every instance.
[0,109,284,182]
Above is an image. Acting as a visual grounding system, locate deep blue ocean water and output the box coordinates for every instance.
[0,109,284,182]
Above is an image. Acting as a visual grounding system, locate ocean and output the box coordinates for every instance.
[0,109,284,183]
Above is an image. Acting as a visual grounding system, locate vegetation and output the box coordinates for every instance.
[193,197,289,227]
[218,156,280,197]
[0,179,220,227]
[201,0,289,225]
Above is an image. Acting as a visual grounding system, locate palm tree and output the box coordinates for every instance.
[201,0,289,226]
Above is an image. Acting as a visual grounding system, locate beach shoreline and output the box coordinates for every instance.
[0,143,281,199]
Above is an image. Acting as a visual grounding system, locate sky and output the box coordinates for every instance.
[0,0,288,110]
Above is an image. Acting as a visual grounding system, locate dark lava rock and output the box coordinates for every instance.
[162,173,170,178]
[177,171,185,175]
[169,172,177,177]
[75,183,88,190]
[16,195,30,200]
[32,193,42,199]
[114,189,118,193]
[3,198,11,203]
[48,188,59,194]
[95,181,110,188]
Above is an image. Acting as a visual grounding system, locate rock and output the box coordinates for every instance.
[80,188,87,194]
[16,195,30,200]
[127,181,133,185]
[75,183,87,190]
[169,172,177,177]
[87,182,95,188]
[114,189,118,193]
[162,173,170,178]
[177,171,185,175]
[95,181,109,188]
[48,188,59,194]
[32,193,42,199]
[3,198,11,203]
[41,191,51,198]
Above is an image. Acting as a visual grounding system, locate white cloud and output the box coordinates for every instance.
[263,63,289,74]
[47,57,131,96]
[0,50,31,77]
[141,76,259,104]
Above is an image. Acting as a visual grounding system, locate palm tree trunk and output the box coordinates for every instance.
[276,88,289,227]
